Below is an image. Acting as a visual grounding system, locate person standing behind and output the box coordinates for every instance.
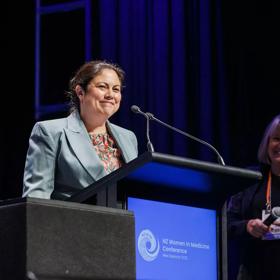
[227,114,280,280]
[23,60,138,200]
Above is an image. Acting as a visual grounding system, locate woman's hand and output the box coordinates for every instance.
[246,219,269,238]
[273,219,280,226]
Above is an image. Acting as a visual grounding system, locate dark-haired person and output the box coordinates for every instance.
[227,114,280,280]
[23,60,138,200]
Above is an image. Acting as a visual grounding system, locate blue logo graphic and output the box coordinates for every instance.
[138,229,160,262]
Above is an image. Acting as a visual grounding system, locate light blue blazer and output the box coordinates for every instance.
[23,111,138,200]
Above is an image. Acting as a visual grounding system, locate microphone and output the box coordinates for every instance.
[145,111,225,166]
[131,105,155,152]
[263,207,280,226]
[131,105,143,115]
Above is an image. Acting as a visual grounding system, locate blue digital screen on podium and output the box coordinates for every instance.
[127,197,217,280]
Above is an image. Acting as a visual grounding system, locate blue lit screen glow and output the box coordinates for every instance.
[128,197,217,280]
[127,162,212,192]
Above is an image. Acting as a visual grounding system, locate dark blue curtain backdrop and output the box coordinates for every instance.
[1,0,280,200]
[97,0,229,164]
[1,2,280,279]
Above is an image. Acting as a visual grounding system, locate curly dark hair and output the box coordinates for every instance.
[66,60,125,112]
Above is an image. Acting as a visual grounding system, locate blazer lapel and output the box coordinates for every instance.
[107,121,130,163]
[64,112,107,181]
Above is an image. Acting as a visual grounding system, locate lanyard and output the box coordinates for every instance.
[266,170,272,213]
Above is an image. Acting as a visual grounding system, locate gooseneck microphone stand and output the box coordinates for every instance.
[145,112,225,166]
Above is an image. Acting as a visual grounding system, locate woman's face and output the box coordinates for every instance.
[79,68,122,119]
[268,126,280,167]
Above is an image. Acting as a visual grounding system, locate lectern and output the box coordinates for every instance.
[68,152,261,209]
[68,151,262,280]
[0,198,135,280]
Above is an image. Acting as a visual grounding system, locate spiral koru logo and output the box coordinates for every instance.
[137,229,160,262]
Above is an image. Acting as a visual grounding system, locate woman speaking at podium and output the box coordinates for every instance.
[227,114,280,280]
[22,60,138,200]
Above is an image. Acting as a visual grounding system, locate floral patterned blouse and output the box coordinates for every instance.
[89,132,123,174]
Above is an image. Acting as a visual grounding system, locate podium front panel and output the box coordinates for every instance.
[128,197,218,280]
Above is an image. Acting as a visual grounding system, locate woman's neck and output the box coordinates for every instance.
[80,112,107,134]
[87,124,107,135]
